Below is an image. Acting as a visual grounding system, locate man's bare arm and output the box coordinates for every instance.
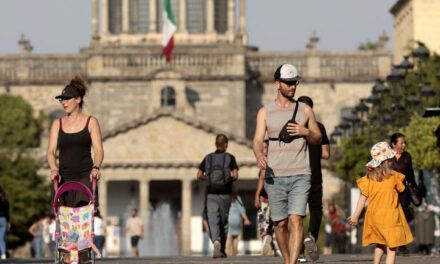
[322,144,330,159]
[303,105,322,145]
[253,107,267,169]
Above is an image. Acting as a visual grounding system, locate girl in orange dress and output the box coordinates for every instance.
[347,142,413,264]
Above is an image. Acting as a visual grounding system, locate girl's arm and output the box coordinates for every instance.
[347,194,367,226]
[241,212,251,226]
[254,169,265,208]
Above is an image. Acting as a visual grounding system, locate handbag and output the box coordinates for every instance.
[404,179,422,206]
[269,102,300,143]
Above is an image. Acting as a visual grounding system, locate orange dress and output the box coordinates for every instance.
[356,171,413,248]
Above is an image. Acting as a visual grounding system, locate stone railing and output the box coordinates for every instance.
[0,55,87,84]
[246,51,391,82]
[89,52,245,80]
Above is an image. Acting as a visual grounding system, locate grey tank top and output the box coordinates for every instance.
[265,101,311,177]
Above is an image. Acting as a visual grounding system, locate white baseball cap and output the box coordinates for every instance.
[275,64,301,82]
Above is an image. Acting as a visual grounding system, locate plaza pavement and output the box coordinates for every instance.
[2,254,440,264]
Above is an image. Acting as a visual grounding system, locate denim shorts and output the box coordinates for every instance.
[264,174,311,221]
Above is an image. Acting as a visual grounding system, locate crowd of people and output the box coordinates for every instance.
[1,64,439,263]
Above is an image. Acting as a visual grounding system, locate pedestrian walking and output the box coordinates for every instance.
[348,142,413,264]
[48,215,56,258]
[253,64,322,264]
[201,208,211,256]
[124,208,144,257]
[29,216,46,258]
[328,202,346,254]
[93,210,106,257]
[226,190,251,256]
[0,186,9,259]
[390,133,417,255]
[47,76,104,207]
[197,134,239,258]
[254,140,279,256]
[297,96,330,262]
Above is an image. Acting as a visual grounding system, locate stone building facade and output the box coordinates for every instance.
[0,0,392,256]
[390,0,440,64]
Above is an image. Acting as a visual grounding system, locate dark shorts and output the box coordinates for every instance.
[131,236,140,247]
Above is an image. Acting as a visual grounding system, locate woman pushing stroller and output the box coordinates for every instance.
[47,76,104,207]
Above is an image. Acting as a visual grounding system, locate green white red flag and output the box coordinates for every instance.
[162,0,176,62]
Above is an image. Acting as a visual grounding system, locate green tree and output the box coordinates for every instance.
[0,94,42,149]
[402,114,440,170]
[358,41,377,51]
[0,94,50,249]
[0,154,50,249]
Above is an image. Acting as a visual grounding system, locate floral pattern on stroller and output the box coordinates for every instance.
[53,180,99,264]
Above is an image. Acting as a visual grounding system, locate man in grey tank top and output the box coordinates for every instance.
[253,64,322,264]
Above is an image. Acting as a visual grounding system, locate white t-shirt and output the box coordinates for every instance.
[94,217,105,236]
[49,220,56,242]
[126,216,143,236]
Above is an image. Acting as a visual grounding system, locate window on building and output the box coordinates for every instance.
[161,86,176,108]
[187,0,205,33]
[214,0,227,34]
[109,0,123,34]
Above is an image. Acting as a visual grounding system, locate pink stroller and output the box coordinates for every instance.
[53,180,99,264]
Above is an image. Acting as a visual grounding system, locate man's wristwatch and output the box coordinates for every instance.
[92,165,100,170]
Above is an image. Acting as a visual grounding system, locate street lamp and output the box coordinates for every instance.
[355,99,369,136]
[413,41,430,114]
[395,56,414,98]
[386,67,404,104]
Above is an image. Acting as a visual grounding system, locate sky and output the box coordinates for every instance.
[0,0,396,54]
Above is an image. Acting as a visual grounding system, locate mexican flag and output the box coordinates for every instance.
[162,0,177,62]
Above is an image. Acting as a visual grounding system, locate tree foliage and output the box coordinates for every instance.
[0,94,50,249]
[0,153,50,249]
[358,41,377,51]
[402,114,440,170]
[0,94,42,149]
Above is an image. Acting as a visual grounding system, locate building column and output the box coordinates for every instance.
[206,0,215,34]
[101,0,109,34]
[140,179,150,225]
[227,0,236,35]
[239,0,246,35]
[149,0,157,33]
[178,0,188,33]
[181,179,192,256]
[122,0,130,33]
[92,0,99,36]
[98,179,108,218]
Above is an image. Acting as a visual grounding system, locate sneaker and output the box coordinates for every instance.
[1,254,6,259]
[274,249,282,257]
[262,235,272,256]
[304,234,319,261]
[213,240,221,258]
[297,254,307,263]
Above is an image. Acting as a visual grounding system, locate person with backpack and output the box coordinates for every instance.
[197,134,239,258]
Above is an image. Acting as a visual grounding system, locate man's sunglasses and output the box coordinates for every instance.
[281,80,300,86]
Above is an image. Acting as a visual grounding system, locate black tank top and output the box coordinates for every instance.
[58,116,93,175]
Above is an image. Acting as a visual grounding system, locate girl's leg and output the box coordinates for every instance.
[374,244,385,264]
[232,235,239,256]
[385,247,397,264]
[225,234,232,256]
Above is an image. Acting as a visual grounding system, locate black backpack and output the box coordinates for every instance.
[205,152,232,194]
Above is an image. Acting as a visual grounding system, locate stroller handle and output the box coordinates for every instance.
[53,179,97,211]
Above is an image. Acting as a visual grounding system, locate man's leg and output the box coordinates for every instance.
[206,194,222,258]
[218,194,232,256]
[274,219,289,264]
[308,184,323,241]
[288,215,303,264]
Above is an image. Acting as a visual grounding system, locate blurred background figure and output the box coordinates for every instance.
[94,209,106,257]
[28,216,46,258]
[226,189,251,256]
[323,200,333,255]
[0,186,9,259]
[327,202,347,254]
[201,208,211,256]
[48,215,56,258]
